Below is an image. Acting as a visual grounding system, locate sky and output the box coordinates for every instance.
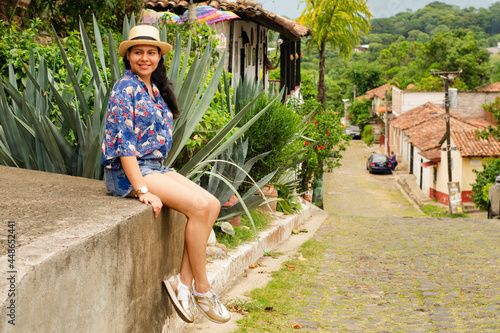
[260,0,500,20]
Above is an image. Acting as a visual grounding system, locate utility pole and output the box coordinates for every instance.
[385,90,389,157]
[431,69,462,183]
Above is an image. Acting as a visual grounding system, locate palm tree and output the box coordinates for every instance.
[298,0,372,109]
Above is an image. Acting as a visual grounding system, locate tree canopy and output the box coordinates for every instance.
[298,0,372,108]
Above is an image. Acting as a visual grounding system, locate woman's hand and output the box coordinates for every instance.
[138,192,163,218]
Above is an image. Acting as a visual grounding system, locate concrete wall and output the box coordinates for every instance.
[392,87,500,119]
[0,166,315,333]
[392,88,444,116]
[453,91,500,118]
[0,166,188,333]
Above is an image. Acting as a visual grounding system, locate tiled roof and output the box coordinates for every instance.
[395,102,497,159]
[419,148,441,161]
[449,113,491,129]
[451,130,500,157]
[376,105,392,113]
[143,0,311,39]
[358,83,391,101]
[390,102,444,130]
[406,114,480,152]
[474,82,500,92]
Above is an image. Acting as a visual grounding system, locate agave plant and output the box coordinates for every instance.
[0,15,254,180]
[0,17,121,179]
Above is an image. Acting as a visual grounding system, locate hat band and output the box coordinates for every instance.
[131,36,158,42]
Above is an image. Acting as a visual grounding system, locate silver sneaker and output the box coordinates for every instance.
[192,289,231,324]
[164,275,194,323]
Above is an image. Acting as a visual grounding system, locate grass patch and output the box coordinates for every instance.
[215,210,273,249]
[421,204,469,218]
[231,239,329,332]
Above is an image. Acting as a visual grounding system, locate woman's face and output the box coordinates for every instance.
[127,45,161,82]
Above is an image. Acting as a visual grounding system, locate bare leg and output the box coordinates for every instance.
[144,172,220,293]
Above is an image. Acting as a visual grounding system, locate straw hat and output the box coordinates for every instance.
[118,25,172,57]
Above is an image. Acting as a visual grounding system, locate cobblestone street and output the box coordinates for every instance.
[300,141,500,332]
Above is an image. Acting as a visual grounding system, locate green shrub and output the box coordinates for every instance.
[294,98,351,196]
[348,98,371,129]
[471,158,500,210]
[0,19,85,88]
[362,125,374,145]
[29,0,143,33]
[240,93,304,182]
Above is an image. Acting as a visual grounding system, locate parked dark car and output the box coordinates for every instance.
[487,173,500,219]
[366,154,392,174]
[345,125,361,139]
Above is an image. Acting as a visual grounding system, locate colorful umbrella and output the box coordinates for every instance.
[138,9,180,24]
[205,10,240,25]
[181,6,239,25]
[163,12,181,23]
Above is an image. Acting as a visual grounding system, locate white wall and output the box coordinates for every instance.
[392,88,500,119]
[392,87,445,116]
[211,20,269,90]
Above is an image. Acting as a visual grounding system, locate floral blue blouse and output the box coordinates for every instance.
[102,70,173,170]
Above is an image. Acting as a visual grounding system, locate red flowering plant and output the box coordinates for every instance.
[294,99,351,196]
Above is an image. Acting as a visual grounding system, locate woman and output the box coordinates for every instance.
[102,25,230,324]
[390,151,397,171]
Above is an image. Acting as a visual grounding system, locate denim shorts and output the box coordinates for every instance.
[104,159,174,197]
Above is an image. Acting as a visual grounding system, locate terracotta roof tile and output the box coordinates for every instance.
[419,148,441,161]
[358,83,391,101]
[389,102,444,130]
[376,105,392,113]
[451,130,500,157]
[407,115,482,151]
[449,112,491,129]
[144,0,311,39]
[395,102,497,159]
[474,82,500,92]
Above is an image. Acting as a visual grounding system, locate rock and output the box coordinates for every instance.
[215,243,228,253]
[206,246,229,260]
[207,229,216,246]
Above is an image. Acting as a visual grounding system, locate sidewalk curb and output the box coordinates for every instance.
[163,202,316,332]
[395,175,423,207]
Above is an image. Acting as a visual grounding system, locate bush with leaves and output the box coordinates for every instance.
[471,158,500,210]
[0,18,86,88]
[240,93,304,182]
[295,98,351,195]
[348,98,372,129]
[28,0,143,34]
[362,125,374,146]
[160,21,218,57]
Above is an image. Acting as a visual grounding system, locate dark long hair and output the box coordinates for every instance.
[122,50,181,120]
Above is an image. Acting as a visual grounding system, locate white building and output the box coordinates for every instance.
[146,0,310,99]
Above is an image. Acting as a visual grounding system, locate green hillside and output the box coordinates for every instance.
[300,1,500,110]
